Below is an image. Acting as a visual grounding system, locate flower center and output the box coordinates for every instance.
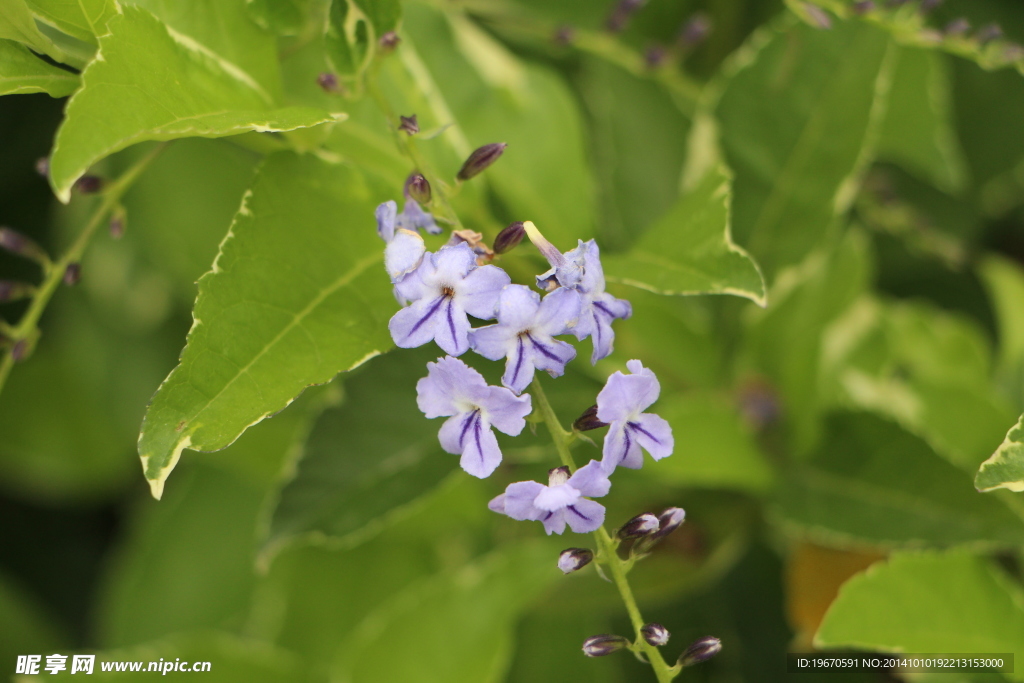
[441,285,455,297]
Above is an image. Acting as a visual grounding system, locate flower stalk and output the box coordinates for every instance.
[530,378,679,682]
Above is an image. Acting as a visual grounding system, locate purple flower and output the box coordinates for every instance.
[417,356,532,478]
[596,360,673,473]
[376,201,426,284]
[488,461,611,534]
[396,198,441,235]
[469,285,581,394]
[389,243,511,356]
[526,223,632,364]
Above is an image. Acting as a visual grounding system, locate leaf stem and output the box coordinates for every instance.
[0,142,168,398]
[530,378,679,682]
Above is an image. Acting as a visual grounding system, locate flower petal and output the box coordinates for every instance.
[568,460,611,498]
[534,483,581,511]
[437,411,475,453]
[398,199,442,235]
[458,412,503,478]
[468,324,513,361]
[601,421,644,473]
[416,356,488,418]
[459,265,511,320]
[389,295,447,350]
[564,499,605,533]
[480,386,532,436]
[488,493,507,514]
[431,242,477,285]
[384,229,425,283]
[375,200,397,242]
[526,334,576,377]
[596,362,661,423]
[503,481,546,520]
[502,334,536,394]
[431,297,471,356]
[631,413,674,461]
[495,285,541,331]
[541,509,568,535]
[535,287,582,337]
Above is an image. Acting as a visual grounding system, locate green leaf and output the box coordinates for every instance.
[246,0,315,35]
[976,414,1024,493]
[261,348,457,563]
[137,152,394,500]
[128,0,283,98]
[743,229,872,454]
[774,412,1024,550]
[980,255,1024,406]
[602,164,766,306]
[0,0,66,61]
[0,38,78,96]
[324,0,399,77]
[648,391,774,493]
[336,544,556,683]
[816,549,1024,678]
[876,47,967,193]
[716,17,893,277]
[48,6,343,202]
[26,0,118,43]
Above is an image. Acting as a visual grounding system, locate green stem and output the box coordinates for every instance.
[0,142,168,398]
[530,379,679,683]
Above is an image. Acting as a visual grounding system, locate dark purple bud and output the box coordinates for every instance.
[0,227,49,264]
[573,404,608,432]
[492,221,525,255]
[34,157,49,177]
[74,175,104,194]
[678,13,711,48]
[919,0,942,13]
[109,215,125,240]
[977,23,1004,45]
[63,262,81,286]
[804,3,832,29]
[606,0,647,32]
[0,281,34,302]
[399,114,419,135]
[457,143,507,181]
[582,634,630,657]
[554,24,575,45]
[678,636,722,667]
[640,623,670,647]
[379,31,400,51]
[633,507,686,554]
[557,548,594,574]
[945,18,970,37]
[738,380,781,429]
[317,72,340,93]
[10,339,29,362]
[644,45,667,68]
[851,1,875,14]
[405,173,432,205]
[617,512,660,540]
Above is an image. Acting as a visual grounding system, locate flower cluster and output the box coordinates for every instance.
[374,199,673,535]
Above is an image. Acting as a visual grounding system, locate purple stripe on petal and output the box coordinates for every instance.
[407,295,446,339]
[459,410,478,449]
[473,412,485,469]
[510,336,526,387]
[527,333,561,362]
[628,420,660,444]
[567,504,592,521]
[445,297,458,346]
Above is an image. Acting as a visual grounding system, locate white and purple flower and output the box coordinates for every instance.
[488,460,611,535]
[416,355,532,478]
[376,200,427,284]
[469,285,581,394]
[526,223,632,364]
[389,242,511,356]
[596,360,673,473]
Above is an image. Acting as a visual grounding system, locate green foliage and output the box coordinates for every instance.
[4,0,1024,681]
[138,152,393,499]
[817,549,1024,679]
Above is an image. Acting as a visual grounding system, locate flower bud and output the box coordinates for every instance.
[977,23,1004,45]
[0,280,34,302]
[109,207,126,240]
[678,13,711,48]
[399,114,419,135]
[617,512,659,540]
[573,404,608,432]
[945,18,970,37]
[678,636,721,667]
[457,143,507,181]
[554,25,574,46]
[548,466,571,487]
[492,222,525,255]
[317,72,340,93]
[605,0,646,33]
[557,548,594,574]
[0,227,49,264]
[582,634,630,657]
[379,31,400,51]
[644,45,667,68]
[35,157,49,177]
[633,507,686,554]
[405,173,432,205]
[640,623,670,647]
[74,175,104,194]
[63,262,81,286]
[851,0,874,14]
